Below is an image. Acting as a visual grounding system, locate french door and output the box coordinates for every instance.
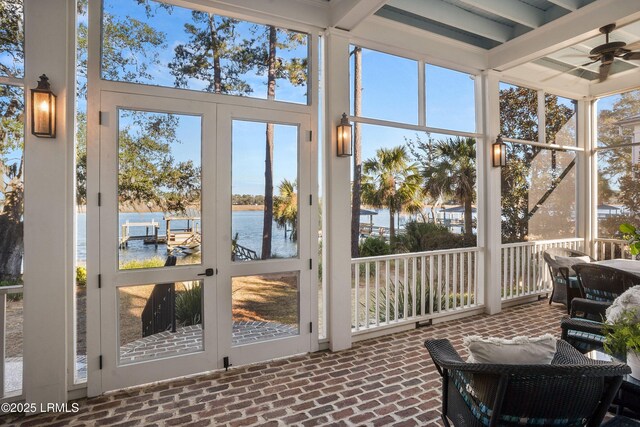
[97,93,315,392]
[98,92,218,391]
[216,105,315,367]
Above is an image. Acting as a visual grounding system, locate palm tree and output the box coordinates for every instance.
[361,146,423,243]
[423,137,476,238]
[273,179,298,241]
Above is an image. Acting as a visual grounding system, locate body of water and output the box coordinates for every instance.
[76,211,299,263]
[76,207,473,264]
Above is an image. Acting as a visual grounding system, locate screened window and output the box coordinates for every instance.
[499,83,579,242]
[101,0,309,104]
[596,89,640,239]
[426,64,475,133]
[349,47,418,124]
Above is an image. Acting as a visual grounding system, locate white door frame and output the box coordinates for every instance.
[98,91,218,392]
[216,105,317,366]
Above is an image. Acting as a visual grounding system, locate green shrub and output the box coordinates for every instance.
[176,284,202,327]
[397,221,475,252]
[357,277,474,326]
[359,237,391,257]
[76,266,87,287]
[119,257,166,270]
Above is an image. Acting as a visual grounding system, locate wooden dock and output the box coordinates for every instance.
[119,213,202,256]
[119,220,161,249]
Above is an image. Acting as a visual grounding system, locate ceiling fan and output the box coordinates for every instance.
[583,23,640,82]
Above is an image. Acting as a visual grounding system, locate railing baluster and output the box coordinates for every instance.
[459,251,464,308]
[437,255,442,313]
[354,262,360,331]
[502,247,507,300]
[467,251,472,308]
[365,261,370,329]
[403,258,408,320]
[445,254,450,311]
[385,259,390,324]
[411,257,417,319]
[394,259,399,322]
[453,253,458,309]
[420,256,426,316]
[375,261,380,327]
[1,293,5,399]
[474,251,478,306]
[429,256,434,314]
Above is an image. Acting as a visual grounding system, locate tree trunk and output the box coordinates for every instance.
[208,14,222,94]
[0,176,24,281]
[389,207,395,244]
[350,47,362,258]
[464,194,473,238]
[261,26,277,259]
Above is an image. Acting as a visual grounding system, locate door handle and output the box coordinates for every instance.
[198,268,215,277]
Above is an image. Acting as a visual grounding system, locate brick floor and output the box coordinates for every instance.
[1,300,566,426]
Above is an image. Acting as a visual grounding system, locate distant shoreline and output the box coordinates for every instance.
[75,205,265,213]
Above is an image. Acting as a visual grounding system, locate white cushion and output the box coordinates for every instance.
[464,334,557,365]
[555,255,591,275]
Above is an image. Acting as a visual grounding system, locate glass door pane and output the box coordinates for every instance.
[117,109,202,270]
[231,120,299,261]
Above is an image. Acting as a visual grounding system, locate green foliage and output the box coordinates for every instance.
[604,309,640,356]
[620,223,640,255]
[362,146,423,242]
[0,0,23,79]
[360,277,474,325]
[273,179,297,241]
[408,136,476,238]
[397,221,475,252]
[498,86,576,242]
[119,257,166,270]
[359,237,391,257]
[175,284,202,327]
[76,266,87,287]
[232,194,264,205]
[0,278,22,301]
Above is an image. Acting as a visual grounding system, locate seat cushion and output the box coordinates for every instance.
[464,335,557,364]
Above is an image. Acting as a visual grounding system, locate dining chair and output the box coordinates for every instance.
[561,263,640,353]
[543,248,593,313]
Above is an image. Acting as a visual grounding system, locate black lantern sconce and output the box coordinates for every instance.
[31,74,56,138]
[492,134,506,167]
[337,113,353,157]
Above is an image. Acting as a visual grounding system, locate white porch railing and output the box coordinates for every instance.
[593,238,632,260]
[0,284,23,401]
[501,238,584,301]
[351,247,481,333]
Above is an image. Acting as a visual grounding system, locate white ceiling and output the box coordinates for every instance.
[209,0,640,96]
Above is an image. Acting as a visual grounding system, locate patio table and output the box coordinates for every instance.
[593,259,640,277]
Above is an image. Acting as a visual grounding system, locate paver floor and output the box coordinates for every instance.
[2,299,566,426]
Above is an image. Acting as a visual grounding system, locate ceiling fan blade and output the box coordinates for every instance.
[541,64,584,82]
[623,51,640,60]
[581,59,598,66]
[599,62,612,82]
[625,41,640,51]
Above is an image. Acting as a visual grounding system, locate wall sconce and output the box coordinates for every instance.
[31,74,56,138]
[492,134,506,167]
[337,113,353,157]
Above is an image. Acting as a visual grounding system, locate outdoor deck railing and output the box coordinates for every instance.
[593,238,632,260]
[0,284,23,400]
[501,238,585,301]
[351,247,481,333]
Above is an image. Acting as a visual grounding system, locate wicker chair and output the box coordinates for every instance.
[560,263,640,353]
[543,248,594,313]
[425,339,630,427]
